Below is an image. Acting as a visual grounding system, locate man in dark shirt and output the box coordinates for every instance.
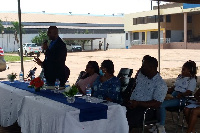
[34,26,67,87]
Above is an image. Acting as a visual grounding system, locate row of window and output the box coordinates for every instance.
[133,15,168,25]
[126,30,192,40]
[133,15,192,25]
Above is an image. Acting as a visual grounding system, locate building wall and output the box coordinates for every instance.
[130,42,200,49]
[84,33,125,50]
[0,33,125,52]
[163,14,184,30]
[193,14,200,37]
[171,30,183,42]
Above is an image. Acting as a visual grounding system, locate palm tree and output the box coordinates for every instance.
[0,20,4,33]
[11,21,24,44]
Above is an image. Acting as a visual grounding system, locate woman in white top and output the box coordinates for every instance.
[149,60,197,133]
[184,87,200,133]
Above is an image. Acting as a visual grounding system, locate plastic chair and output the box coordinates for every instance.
[117,68,133,78]
[142,108,160,133]
[165,98,189,133]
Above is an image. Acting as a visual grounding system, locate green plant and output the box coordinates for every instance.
[7,72,17,80]
[63,85,78,97]
[31,30,48,46]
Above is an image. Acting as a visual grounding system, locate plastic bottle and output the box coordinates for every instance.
[65,81,70,92]
[19,71,23,82]
[43,77,47,90]
[86,84,92,102]
[55,78,60,91]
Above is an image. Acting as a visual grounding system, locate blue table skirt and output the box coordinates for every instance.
[1,81,108,122]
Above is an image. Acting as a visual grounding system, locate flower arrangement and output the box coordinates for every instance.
[63,85,78,97]
[7,72,17,82]
[28,77,44,91]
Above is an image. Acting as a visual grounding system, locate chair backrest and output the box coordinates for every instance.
[117,68,133,78]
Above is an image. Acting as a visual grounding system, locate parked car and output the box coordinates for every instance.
[18,43,42,57]
[66,44,82,52]
[0,47,6,72]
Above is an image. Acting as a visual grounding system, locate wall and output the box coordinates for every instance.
[84,33,125,50]
[0,34,38,52]
[147,31,163,44]
[171,30,183,42]
[1,33,125,52]
[130,42,200,49]
[193,14,200,37]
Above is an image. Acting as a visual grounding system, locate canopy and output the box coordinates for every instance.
[152,0,200,4]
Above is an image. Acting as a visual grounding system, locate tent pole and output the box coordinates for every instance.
[158,0,160,73]
[18,0,24,79]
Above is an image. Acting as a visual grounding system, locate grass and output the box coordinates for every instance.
[4,55,33,62]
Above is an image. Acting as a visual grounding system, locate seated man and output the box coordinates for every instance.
[126,55,168,132]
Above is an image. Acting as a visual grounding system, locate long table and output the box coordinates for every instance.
[0,82,129,133]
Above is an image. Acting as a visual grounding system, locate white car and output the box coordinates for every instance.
[0,47,6,72]
[18,43,42,57]
[66,44,82,52]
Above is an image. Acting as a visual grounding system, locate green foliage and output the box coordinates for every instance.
[7,72,17,80]
[32,30,48,46]
[0,20,4,33]
[4,55,33,62]
[63,85,78,97]
[11,21,25,33]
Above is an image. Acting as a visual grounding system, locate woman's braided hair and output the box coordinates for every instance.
[183,60,197,79]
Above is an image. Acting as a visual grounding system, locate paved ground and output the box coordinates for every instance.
[1,49,200,132]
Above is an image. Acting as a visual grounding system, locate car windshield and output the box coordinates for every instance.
[27,44,36,47]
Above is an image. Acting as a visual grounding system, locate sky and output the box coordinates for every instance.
[1,0,168,15]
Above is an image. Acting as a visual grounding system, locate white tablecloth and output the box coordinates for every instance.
[18,96,129,133]
[0,82,129,133]
[0,82,35,127]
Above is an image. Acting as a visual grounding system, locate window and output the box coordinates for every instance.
[133,32,139,40]
[166,30,171,38]
[133,18,137,25]
[147,16,155,23]
[126,33,128,40]
[166,15,171,22]
[187,16,192,23]
[151,31,158,39]
[138,17,145,24]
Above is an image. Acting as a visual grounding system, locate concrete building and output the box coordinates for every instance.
[124,3,200,49]
[0,12,125,52]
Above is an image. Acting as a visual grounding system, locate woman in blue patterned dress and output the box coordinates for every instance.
[92,60,121,103]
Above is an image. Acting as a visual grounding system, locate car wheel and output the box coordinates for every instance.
[36,52,40,58]
[25,51,28,56]
[18,51,20,56]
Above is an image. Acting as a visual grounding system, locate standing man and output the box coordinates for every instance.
[34,26,67,87]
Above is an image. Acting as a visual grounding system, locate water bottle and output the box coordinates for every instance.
[86,84,92,102]
[43,77,47,90]
[55,79,60,92]
[65,81,71,92]
[19,71,23,82]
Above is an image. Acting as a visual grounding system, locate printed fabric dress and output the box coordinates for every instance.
[92,76,121,103]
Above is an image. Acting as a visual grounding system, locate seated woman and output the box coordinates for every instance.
[92,60,121,103]
[76,61,99,94]
[150,60,197,133]
[184,88,200,133]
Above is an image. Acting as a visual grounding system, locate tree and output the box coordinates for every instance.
[0,20,4,33]
[11,21,24,44]
[77,29,90,50]
[31,30,48,45]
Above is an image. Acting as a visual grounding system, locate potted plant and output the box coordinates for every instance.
[7,72,17,83]
[63,85,78,103]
